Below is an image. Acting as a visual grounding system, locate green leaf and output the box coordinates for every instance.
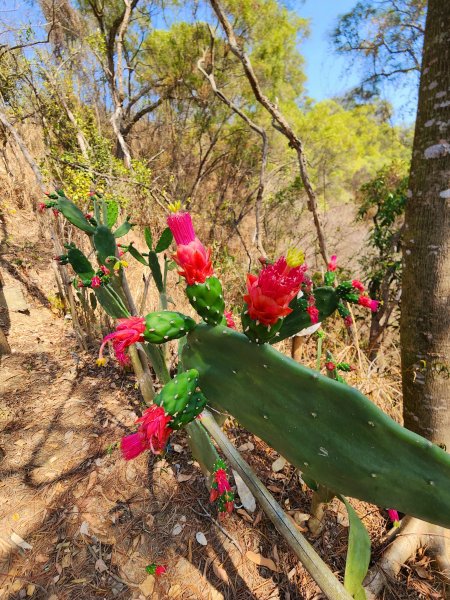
[114,217,134,238]
[155,227,173,253]
[341,496,371,599]
[106,201,119,228]
[128,243,148,266]
[144,226,153,250]
[148,251,164,292]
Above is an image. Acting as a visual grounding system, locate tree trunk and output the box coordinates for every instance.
[400,0,450,449]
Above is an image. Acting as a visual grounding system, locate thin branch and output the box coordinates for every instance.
[198,33,267,257]
[208,0,329,265]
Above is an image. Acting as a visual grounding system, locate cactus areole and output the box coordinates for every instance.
[183,324,450,528]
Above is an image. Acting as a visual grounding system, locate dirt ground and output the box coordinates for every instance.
[0,205,447,600]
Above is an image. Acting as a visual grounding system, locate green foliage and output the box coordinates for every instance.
[183,324,450,528]
[357,161,407,301]
[341,497,371,599]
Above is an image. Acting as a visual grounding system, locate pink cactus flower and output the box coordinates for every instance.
[52,208,59,217]
[328,255,337,272]
[352,279,365,292]
[84,213,93,220]
[224,310,236,329]
[121,404,173,459]
[98,316,145,366]
[91,276,101,288]
[155,565,167,576]
[307,305,320,324]
[100,265,110,275]
[325,362,336,371]
[38,202,47,213]
[387,509,400,524]
[358,295,379,312]
[167,211,214,285]
[244,257,306,326]
[214,468,232,495]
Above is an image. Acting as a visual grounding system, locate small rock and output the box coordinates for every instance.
[196,532,207,546]
[172,524,183,536]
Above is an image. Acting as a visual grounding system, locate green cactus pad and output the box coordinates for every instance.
[186,276,225,326]
[143,311,197,344]
[169,391,208,430]
[66,247,95,279]
[241,307,283,344]
[275,287,339,342]
[154,369,200,416]
[183,324,450,528]
[56,196,96,234]
[93,285,130,319]
[94,225,118,266]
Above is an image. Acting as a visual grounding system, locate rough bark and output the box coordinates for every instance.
[400,0,450,449]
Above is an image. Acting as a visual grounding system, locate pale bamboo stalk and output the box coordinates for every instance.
[200,409,353,600]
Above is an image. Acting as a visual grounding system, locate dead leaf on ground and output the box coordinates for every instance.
[245,550,281,573]
[177,472,192,482]
[236,508,253,523]
[213,561,229,584]
[267,485,283,494]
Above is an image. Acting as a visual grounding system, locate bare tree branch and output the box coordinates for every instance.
[208,0,328,264]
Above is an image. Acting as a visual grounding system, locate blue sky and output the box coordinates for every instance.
[295,0,417,122]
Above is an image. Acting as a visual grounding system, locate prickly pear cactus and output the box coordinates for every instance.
[154,369,206,429]
[154,369,199,414]
[169,391,207,430]
[186,276,225,326]
[143,311,197,344]
[183,324,450,528]
[241,308,283,344]
[275,287,339,342]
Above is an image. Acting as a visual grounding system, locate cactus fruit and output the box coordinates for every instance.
[275,287,339,342]
[186,276,225,326]
[241,308,283,343]
[169,391,207,430]
[153,369,206,429]
[143,311,197,344]
[183,324,450,528]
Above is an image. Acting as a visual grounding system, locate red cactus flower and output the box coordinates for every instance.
[325,362,336,371]
[121,404,173,459]
[84,213,93,220]
[307,305,319,324]
[167,211,214,285]
[244,256,307,326]
[352,280,365,292]
[77,280,85,288]
[38,202,47,213]
[214,468,231,495]
[328,255,337,271]
[224,310,236,329]
[98,316,145,366]
[358,295,379,312]
[100,265,110,275]
[210,488,219,502]
[52,208,59,217]
[91,276,101,288]
[155,565,167,576]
